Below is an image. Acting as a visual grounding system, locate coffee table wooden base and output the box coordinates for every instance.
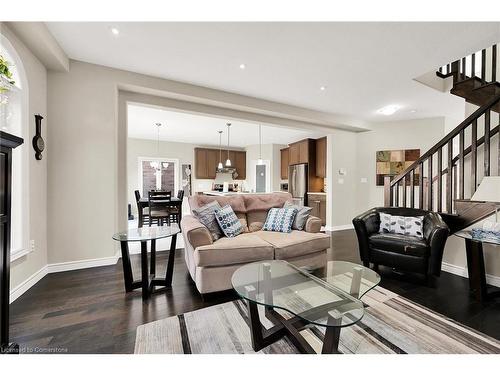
[245,299,342,354]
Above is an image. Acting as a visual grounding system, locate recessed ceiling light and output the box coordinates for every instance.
[239,63,246,70]
[320,86,327,91]
[111,27,120,36]
[377,105,401,116]
[410,109,417,113]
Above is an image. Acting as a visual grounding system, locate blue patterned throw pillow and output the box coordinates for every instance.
[214,205,243,238]
[262,207,298,233]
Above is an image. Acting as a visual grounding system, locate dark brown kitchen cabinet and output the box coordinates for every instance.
[280,148,289,179]
[316,136,326,178]
[207,149,218,179]
[1,131,23,353]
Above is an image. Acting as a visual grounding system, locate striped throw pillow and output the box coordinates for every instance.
[262,207,298,233]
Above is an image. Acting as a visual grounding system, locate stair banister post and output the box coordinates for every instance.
[384,176,392,207]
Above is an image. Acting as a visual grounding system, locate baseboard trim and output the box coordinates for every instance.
[47,255,119,274]
[10,265,48,303]
[441,261,500,288]
[324,224,354,232]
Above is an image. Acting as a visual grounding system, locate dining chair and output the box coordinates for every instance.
[148,191,171,226]
[168,190,184,224]
[135,190,150,227]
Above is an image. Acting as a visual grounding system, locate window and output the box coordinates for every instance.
[1,32,29,260]
[138,157,179,197]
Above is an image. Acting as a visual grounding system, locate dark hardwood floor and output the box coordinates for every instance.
[9,230,500,353]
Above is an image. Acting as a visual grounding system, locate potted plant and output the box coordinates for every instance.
[0,54,15,93]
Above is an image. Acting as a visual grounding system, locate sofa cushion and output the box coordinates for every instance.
[247,210,268,232]
[242,192,292,212]
[254,230,330,260]
[189,195,246,213]
[192,201,223,240]
[236,212,249,233]
[369,233,429,257]
[262,207,297,233]
[214,205,243,238]
[284,201,312,230]
[194,233,274,267]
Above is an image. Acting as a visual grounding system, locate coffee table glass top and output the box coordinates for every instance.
[112,224,180,242]
[231,260,380,328]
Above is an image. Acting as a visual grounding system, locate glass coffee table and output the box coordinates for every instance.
[231,260,380,354]
[112,224,180,300]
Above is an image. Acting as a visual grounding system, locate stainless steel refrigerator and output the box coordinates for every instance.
[288,163,308,207]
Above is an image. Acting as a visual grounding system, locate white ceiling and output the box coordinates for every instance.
[127,103,321,146]
[46,22,500,123]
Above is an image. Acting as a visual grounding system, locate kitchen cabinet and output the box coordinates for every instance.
[308,193,326,225]
[289,139,312,165]
[207,149,218,179]
[316,136,326,178]
[195,148,246,179]
[280,148,289,179]
[289,143,299,165]
[234,151,246,180]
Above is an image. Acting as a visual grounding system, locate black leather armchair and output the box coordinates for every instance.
[352,207,449,281]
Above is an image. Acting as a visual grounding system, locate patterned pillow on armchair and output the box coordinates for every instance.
[262,207,298,233]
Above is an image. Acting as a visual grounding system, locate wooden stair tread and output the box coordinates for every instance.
[451,79,500,113]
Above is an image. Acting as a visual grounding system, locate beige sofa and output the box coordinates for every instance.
[181,192,330,295]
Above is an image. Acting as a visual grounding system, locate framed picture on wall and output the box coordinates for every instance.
[376,149,420,186]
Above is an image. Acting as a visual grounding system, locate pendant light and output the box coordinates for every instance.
[225,122,232,167]
[217,130,223,170]
[149,123,168,171]
[257,124,263,165]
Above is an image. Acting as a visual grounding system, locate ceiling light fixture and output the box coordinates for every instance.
[410,109,417,113]
[150,123,168,172]
[320,86,327,91]
[257,125,263,165]
[376,105,401,116]
[239,63,246,70]
[217,130,224,171]
[111,27,120,36]
[225,123,232,167]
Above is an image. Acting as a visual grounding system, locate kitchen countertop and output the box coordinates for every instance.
[307,192,326,195]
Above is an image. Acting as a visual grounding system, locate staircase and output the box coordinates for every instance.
[384,43,500,233]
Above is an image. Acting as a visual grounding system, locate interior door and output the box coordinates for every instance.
[256,164,266,193]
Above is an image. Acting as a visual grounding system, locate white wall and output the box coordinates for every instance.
[244,143,286,192]
[355,117,447,213]
[1,24,48,292]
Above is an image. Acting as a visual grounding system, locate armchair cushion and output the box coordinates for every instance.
[369,233,429,257]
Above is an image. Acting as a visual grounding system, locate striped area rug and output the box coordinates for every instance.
[134,286,500,354]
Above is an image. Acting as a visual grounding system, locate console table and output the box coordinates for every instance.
[1,131,23,354]
[455,230,500,303]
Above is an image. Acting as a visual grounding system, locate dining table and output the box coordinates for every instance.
[137,197,183,227]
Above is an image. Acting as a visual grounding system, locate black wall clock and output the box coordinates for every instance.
[32,114,45,160]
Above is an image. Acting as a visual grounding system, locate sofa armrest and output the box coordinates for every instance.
[180,215,213,249]
[352,209,380,262]
[304,215,322,233]
[423,212,449,276]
